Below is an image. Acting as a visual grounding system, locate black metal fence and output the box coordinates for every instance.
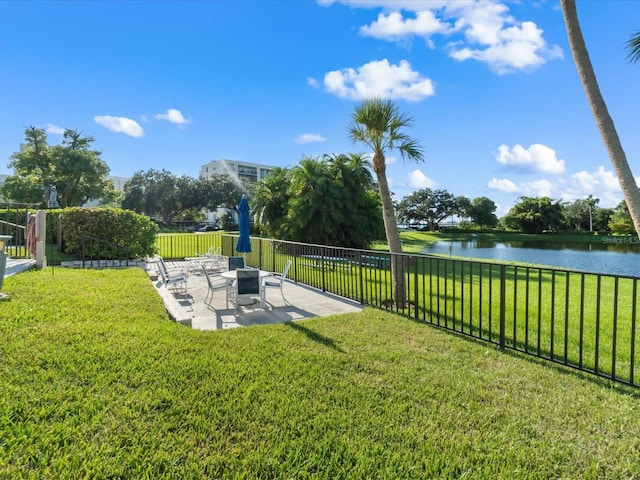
[78,235,137,268]
[156,233,640,388]
[0,202,39,258]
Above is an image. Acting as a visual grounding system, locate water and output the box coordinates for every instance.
[422,238,640,277]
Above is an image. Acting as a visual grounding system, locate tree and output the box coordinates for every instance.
[251,155,383,248]
[122,169,200,225]
[262,155,382,248]
[395,188,457,231]
[348,97,424,307]
[454,195,472,223]
[502,197,565,234]
[468,197,498,229]
[323,153,384,247]
[4,126,114,207]
[564,195,600,232]
[252,167,291,238]
[609,200,635,235]
[193,174,245,212]
[560,0,640,237]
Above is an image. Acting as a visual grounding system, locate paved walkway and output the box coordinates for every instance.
[4,258,364,330]
[4,258,36,277]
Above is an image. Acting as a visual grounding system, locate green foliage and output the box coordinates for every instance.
[122,169,243,225]
[252,154,384,248]
[0,268,639,478]
[219,211,238,231]
[502,196,565,233]
[194,173,245,211]
[4,127,114,207]
[626,30,640,64]
[61,207,158,258]
[468,196,498,228]
[252,167,291,237]
[396,188,457,230]
[608,200,635,234]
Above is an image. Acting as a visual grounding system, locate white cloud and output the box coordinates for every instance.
[329,0,563,74]
[360,10,450,46]
[495,144,565,174]
[519,179,554,197]
[489,177,555,197]
[94,115,144,138]
[307,77,319,88]
[155,108,190,124]
[46,124,65,134]
[324,59,435,101]
[488,166,627,208]
[407,169,436,189]
[560,166,624,208]
[295,133,327,144]
[449,20,563,75]
[487,177,517,193]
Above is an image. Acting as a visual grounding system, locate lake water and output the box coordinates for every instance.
[422,239,640,277]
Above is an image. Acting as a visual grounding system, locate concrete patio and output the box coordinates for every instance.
[148,260,364,330]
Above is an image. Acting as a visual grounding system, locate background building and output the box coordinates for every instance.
[199,159,275,227]
[199,159,272,183]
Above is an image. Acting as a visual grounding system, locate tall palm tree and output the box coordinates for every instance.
[560,0,640,237]
[348,97,424,307]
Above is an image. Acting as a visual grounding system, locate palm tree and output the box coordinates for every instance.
[560,0,640,237]
[626,31,640,64]
[348,97,424,307]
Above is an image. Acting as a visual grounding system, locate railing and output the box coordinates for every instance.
[79,235,137,268]
[156,233,640,388]
[0,202,39,258]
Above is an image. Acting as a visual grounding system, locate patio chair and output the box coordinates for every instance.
[262,259,291,305]
[230,268,264,316]
[198,245,221,258]
[155,256,187,295]
[202,264,228,309]
[228,256,246,271]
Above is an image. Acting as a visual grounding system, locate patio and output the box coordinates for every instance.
[148,260,364,330]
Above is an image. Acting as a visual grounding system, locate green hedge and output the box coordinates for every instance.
[61,207,158,259]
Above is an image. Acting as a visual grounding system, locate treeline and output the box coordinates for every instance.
[3,127,636,249]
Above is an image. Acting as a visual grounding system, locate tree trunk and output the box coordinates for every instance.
[374,165,406,308]
[561,0,640,237]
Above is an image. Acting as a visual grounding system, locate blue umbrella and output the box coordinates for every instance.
[236,195,252,254]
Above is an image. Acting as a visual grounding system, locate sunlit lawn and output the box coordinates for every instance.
[1,268,639,478]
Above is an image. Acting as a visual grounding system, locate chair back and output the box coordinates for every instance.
[236,268,260,295]
[156,256,169,275]
[228,256,246,270]
[281,260,292,280]
[202,265,215,289]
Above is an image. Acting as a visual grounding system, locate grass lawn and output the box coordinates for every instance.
[1,268,639,478]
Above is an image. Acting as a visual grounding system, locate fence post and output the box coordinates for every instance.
[499,265,506,349]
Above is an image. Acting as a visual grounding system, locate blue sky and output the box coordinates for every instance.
[1,0,639,216]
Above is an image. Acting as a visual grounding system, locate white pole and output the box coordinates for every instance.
[35,210,47,269]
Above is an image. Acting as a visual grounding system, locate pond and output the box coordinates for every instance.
[422,238,640,277]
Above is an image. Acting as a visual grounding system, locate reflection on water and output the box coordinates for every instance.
[423,240,640,277]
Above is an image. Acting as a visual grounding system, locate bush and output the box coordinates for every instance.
[61,207,158,259]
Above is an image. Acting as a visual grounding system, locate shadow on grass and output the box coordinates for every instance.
[285,322,345,353]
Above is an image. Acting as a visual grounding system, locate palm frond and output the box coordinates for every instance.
[627,31,640,64]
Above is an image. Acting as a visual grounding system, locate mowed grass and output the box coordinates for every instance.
[1,269,639,479]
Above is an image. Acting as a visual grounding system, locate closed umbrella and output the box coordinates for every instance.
[236,195,252,254]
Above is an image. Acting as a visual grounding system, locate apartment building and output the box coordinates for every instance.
[199,159,273,183]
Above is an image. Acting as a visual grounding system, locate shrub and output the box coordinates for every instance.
[61,207,158,259]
